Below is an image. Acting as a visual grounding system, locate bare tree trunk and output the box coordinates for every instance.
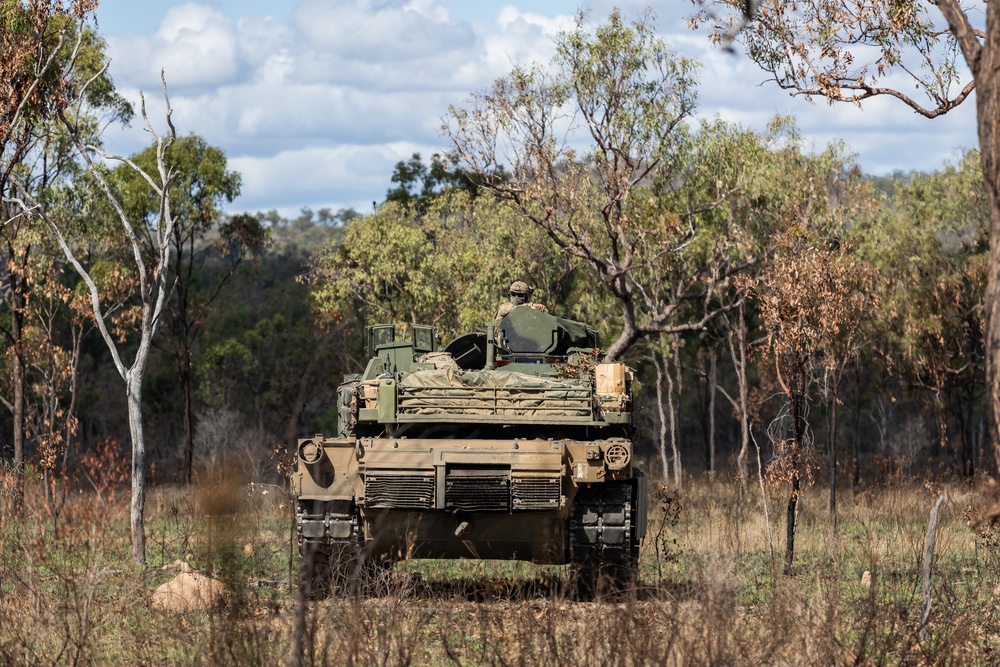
[828,390,838,530]
[57,325,84,511]
[708,349,717,478]
[652,347,671,484]
[981,37,1000,475]
[28,73,179,566]
[784,367,805,575]
[919,494,945,642]
[127,374,146,563]
[726,304,751,496]
[666,336,682,486]
[11,322,24,514]
[179,346,194,484]
[852,366,862,487]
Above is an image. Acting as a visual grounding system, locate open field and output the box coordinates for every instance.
[1,466,999,666]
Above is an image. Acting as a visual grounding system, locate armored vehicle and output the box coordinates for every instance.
[292,304,647,596]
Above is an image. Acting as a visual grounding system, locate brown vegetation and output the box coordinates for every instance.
[2,446,998,665]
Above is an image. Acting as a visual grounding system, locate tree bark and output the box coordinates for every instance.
[180,346,194,484]
[652,347,671,484]
[784,368,804,575]
[708,349,718,478]
[828,390,838,530]
[667,336,683,486]
[852,366,862,487]
[727,305,751,496]
[919,494,945,642]
[173,230,196,486]
[11,298,24,514]
[979,4,1000,475]
[127,373,146,564]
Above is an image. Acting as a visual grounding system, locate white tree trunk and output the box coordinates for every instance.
[652,348,671,485]
[723,304,751,496]
[127,373,146,562]
[666,336,682,486]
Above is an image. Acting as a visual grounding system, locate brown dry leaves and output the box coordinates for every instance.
[0,1,97,147]
[756,235,878,371]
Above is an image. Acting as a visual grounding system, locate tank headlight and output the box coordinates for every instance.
[298,440,324,465]
[604,443,630,470]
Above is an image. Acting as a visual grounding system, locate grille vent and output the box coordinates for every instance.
[446,466,510,511]
[512,476,561,509]
[365,474,434,509]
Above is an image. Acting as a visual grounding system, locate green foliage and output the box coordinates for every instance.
[0,3,128,147]
[309,190,578,339]
[51,14,132,126]
[853,149,987,391]
[260,207,352,258]
[116,134,242,237]
[385,152,496,210]
[444,9,868,360]
[559,8,698,166]
[192,230,347,437]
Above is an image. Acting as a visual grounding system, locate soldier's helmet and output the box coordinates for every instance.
[508,280,532,298]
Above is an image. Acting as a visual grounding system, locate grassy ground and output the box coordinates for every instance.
[1,464,999,666]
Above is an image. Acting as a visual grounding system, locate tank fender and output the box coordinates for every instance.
[295,436,357,500]
[566,438,633,483]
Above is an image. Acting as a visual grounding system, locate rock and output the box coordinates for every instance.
[861,570,872,588]
[151,572,224,613]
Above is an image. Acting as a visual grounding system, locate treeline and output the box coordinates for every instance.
[0,5,988,529]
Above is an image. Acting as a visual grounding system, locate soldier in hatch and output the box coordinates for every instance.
[494,280,547,329]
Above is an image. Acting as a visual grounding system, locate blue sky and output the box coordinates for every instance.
[91,1,978,217]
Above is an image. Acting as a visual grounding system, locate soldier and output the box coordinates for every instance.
[494,280,546,329]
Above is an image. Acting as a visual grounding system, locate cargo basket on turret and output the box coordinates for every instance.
[396,369,593,421]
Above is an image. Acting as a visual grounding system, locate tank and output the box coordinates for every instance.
[292,304,647,597]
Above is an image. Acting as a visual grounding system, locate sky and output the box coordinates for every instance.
[92,0,979,218]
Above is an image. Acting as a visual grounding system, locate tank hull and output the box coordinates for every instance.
[293,309,646,597]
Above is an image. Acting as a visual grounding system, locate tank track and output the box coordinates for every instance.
[297,501,371,598]
[569,481,639,597]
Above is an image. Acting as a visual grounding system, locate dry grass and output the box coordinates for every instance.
[2,461,999,665]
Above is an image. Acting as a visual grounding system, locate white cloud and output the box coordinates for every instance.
[99,0,980,217]
[108,4,240,89]
[291,0,475,62]
[229,141,444,212]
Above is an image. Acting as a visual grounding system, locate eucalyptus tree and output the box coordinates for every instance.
[853,151,988,475]
[385,152,494,211]
[444,10,804,363]
[309,190,578,341]
[695,0,1000,471]
[0,0,130,510]
[116,135,266,484]
[10,62,180,563]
